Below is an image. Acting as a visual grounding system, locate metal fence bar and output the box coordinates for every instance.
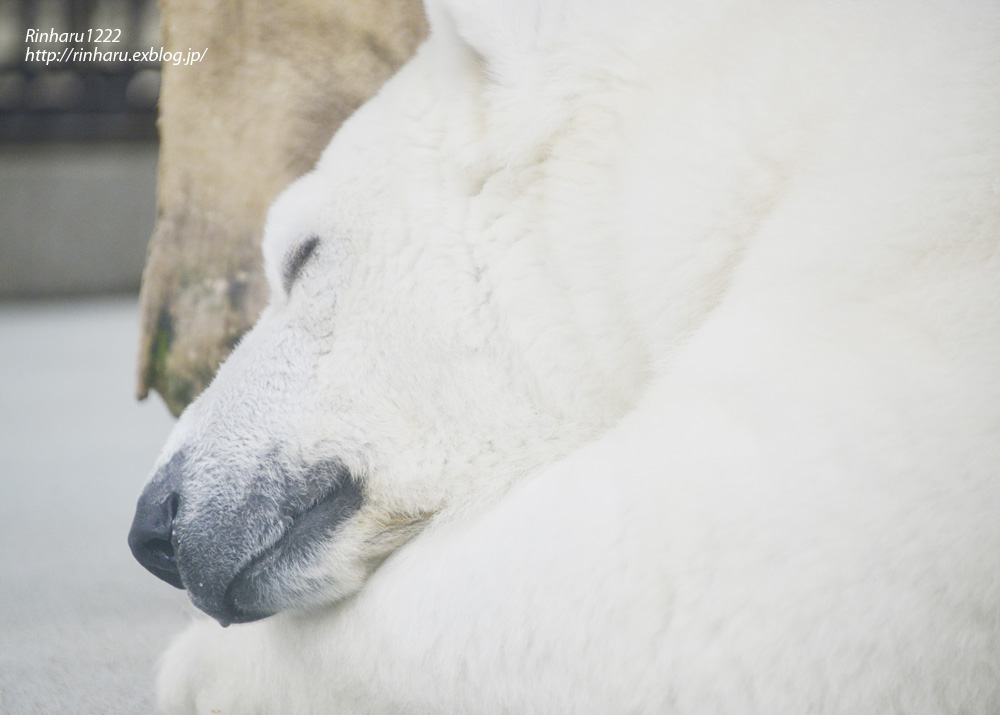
[0,0,161,142]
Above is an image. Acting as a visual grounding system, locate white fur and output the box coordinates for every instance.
[154,0,1000,712]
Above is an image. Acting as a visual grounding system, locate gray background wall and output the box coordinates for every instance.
[0,141,158,297]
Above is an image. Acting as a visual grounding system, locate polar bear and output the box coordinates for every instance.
[128,0,1000,712]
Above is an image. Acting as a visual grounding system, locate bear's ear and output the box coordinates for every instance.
[424,0,569,83]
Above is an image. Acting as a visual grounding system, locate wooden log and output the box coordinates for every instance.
[136,0,427,416]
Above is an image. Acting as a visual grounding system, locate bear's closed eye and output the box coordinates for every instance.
[283,236,321,294]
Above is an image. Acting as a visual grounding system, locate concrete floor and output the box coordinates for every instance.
[0,297,192,714]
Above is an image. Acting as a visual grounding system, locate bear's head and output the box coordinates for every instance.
[125,0,675,626]
[127,160,585,624]
[124,72,650,625]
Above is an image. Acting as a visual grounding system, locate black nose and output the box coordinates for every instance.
[128,456,186,590]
